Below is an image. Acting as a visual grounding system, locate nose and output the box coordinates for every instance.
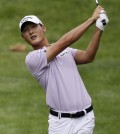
[29,28,34,35]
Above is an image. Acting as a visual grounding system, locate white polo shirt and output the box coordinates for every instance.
[25,47,91,112]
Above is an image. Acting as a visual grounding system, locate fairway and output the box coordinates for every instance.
[0,0,119,134]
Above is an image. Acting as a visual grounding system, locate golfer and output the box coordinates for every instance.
[19,5,109,134]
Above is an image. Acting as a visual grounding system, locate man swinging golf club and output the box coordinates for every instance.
[19,4,109,134]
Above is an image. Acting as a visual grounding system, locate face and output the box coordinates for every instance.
[21,22,46,48]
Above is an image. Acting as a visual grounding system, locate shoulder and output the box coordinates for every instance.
[25,48,47,71]
[26,48,46,63]
[67,47,77,57]
[25,50,39,64]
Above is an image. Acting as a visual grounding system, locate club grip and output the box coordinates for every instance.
[96,3,99,6]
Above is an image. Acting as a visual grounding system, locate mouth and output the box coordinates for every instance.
[31,35,37,40]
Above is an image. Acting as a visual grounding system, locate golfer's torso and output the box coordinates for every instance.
[25,47,91,112]
[38,48,91,112]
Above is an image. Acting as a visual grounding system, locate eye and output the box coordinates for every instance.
[31,24,37,28]
[22,28,28,33]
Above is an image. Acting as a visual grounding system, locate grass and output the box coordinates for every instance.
[0,0,119,133]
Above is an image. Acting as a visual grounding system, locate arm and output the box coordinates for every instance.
[46,18,95,62]
[74,28,102,64]
[46,6,103,62]
[74,9,109,64]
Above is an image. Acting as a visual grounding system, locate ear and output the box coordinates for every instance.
[41,25,46,32]
[21,33,24,39]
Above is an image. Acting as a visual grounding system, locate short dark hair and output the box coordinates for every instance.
[21,22,42,32]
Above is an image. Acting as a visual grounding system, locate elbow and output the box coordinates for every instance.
[85,51,96,63]
[87,56,95,63]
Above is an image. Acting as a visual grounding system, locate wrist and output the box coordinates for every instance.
[96,27,103,33]
[88,17,96,24]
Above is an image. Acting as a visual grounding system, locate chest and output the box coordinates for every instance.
[54,49,75,67]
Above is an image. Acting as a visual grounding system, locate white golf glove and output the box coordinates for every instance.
[96,10,109,31]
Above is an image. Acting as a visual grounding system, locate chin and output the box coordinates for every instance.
[29,38,43,48]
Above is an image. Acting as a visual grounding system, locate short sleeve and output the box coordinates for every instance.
[25,48,48,77]
[68,47,77,57]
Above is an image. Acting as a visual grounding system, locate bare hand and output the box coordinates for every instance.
[91,5,104,22]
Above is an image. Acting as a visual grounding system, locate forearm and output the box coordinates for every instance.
[47,18,95,62]
[58,17,95,47]
[86,28,102,60]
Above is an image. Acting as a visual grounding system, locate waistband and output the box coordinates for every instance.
[50,105,93,118]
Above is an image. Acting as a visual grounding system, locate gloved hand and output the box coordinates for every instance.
[96,10,109,31]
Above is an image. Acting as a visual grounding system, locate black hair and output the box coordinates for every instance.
[21,22,42,32]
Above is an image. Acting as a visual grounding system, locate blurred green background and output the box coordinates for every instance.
[0,0,119,134]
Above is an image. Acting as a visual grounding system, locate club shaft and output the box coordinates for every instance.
[96,0,99,4]
[96,0,99,6]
